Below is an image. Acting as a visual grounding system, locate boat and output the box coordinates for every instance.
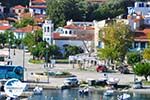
[33,86,43,95]
[103,89,114,96]
[79,87,89,95]
[107,78,120,85]
[118,93,131,100]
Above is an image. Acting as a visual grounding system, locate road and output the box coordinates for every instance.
[9,49,135,85]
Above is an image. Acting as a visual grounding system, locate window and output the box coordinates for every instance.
[18,9,21,13]
[141,42,146,49]
[47,38,49,41]
[139,3,142,7]
[141,3,144,7]
[65,31,67,34]
[146,4,149,7]
[69,30,72,34]
[44,27,46,32]
[134,42,139,48]
[33,9,36,13]
[47,27,50,32]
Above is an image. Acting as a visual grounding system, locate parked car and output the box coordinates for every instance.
[133,81,142,89]
[118,65,129,74]
[63,77,79,86]
[96,65,107,72]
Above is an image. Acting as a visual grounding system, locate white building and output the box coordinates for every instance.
[0,3,4,13]
[53,20,95,53]
[42,20,54,44]
[29,0,46,15]
[127,2,150,51]
[128,2,150,31]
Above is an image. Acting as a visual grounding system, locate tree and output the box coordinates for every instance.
[23,32,35,49]
[13,18,35,28]
[143,48,150,60]
[97,22,133,63]
[63,45,84,58]
[133,62,150,81]
[127,52,142,65]
[30,42,46,60]
[0,33,7,47]
[4,31,15,46]
[46,0,66,28]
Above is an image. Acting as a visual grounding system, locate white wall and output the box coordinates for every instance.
[54,40,92,53]
[42,20,54,44]
[14,32,25,39]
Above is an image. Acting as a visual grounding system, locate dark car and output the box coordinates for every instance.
[118,65,129,74]
[96,65,107,72]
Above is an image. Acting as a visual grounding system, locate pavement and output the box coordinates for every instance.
[5,48,136,86]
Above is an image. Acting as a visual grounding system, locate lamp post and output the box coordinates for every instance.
[8,37,11,59]
[45,45,49,83]
[23,45,25,67]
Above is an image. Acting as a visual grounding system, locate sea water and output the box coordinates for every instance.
[28,89,150,100]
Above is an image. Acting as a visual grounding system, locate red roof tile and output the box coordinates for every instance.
[64,24,94,30]
[30,5,46,9]
[0,26,11,30]
[13,5,25,9]
[14,25,41,33]
[53,32,94,41]
[135,29,150,41]
[32,0,46,3]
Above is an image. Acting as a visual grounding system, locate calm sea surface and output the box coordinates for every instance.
[28,89,150,100]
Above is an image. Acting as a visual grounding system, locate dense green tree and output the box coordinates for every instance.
[13,18,35,28]
[97,22,133,63]
[133,62,150,81]
[127,52,142,65]
[23,32,35,49]
[46,0,66,28]
[0,33,7,47]
[0,0,29,8]
[63,45,84,58]
[31,42,46,60]
[143,48,150,60]
[4,30,15,45]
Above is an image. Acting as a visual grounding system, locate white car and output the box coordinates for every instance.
[64,77,79,86]
[133,81,142,89]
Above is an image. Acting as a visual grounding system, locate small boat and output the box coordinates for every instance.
[118,93,131,100]
[79,87,89,95]
[103,89,114,96]
[107,78,120,85]
[33,86,43,95]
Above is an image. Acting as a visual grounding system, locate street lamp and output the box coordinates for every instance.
[45,45,50,83]
[8,36,11,59]
[23,45,25,67]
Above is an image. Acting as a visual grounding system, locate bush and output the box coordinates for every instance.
[133,62,150,81]
[29,59,45,64]
[127,52,142,65]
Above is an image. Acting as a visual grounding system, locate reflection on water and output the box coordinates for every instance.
[28,89,150,100]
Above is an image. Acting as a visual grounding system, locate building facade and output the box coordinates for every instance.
[42,20,54,44]
[29,0,46,15]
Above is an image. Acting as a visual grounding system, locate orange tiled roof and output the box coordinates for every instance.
[53,32,94,41]
[13,5,25,9]
[20,13,32,19]
[34,14,46,23]
[0,26,11,30]
[32,0,46,3]
[135,29,150,41]
[64,24,94,30]
[14,25,41,33]
[30,5,46,9]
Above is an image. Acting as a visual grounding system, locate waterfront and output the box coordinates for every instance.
[28,89,150,100]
